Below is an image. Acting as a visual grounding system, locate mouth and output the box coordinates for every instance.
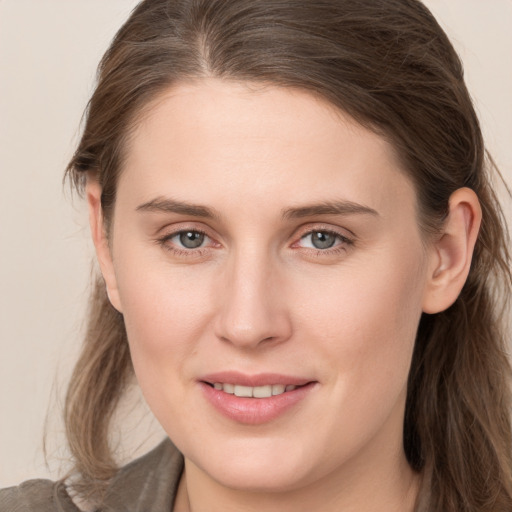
[199,373,317,424]
[204,382,304,398]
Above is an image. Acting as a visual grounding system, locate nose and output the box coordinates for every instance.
[214,250,293,349]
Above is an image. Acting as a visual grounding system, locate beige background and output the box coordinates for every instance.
[1,0,511,487]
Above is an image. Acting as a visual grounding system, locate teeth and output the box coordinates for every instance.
[272,384,286,395]
[223,383,235,394]
[212,382,299,398]
[234,385,253,397]
[253,385,272,398]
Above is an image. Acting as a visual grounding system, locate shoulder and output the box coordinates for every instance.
[1,439,184,512]
[0,479,79,512]
[102,438,184,511]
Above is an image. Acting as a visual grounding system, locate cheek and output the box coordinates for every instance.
[114,248,216,380]
[115,260,220,433]
[293,247,426,413]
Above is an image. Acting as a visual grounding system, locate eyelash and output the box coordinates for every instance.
[157,228,214,258]
[156,226,354,258]
[294,229,354,256]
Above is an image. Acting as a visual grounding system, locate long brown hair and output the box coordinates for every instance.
[64,0,512,509]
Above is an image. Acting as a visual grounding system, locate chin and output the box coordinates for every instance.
[208,461,312,493]
[185,434,322,492]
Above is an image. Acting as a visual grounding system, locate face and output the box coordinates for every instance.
[98,79,433,493]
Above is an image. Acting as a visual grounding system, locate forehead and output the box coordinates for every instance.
[119,78,416,218]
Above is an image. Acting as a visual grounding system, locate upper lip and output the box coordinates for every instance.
[200,371,313,387]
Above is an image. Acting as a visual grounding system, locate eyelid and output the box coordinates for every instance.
[292,223,355,244]
[166,229,210,245]
[156,220,219,238]
[156,223,222,255]
[287,224,356,258]
[155,222,354,256]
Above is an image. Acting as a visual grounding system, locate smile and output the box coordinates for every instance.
[210,383,298,398]
[200,374,316,424]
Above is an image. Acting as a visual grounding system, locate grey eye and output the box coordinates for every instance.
[310,231,337,249]
[179,231,205,249]
[302,231,340,249]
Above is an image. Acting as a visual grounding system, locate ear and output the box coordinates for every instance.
[86,177,123,313]
[422,187,482,314]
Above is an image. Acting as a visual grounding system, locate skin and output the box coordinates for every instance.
[88,78,481,512]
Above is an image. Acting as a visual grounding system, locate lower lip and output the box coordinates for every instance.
[199,382,316,425]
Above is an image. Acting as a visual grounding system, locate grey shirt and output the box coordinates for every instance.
[0,439,184,512]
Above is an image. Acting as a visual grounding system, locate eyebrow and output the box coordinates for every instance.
[282,201,379,219]
[136,197,219,219]
[136,197,379,220]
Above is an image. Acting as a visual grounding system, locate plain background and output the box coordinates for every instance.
[1,0,511,487]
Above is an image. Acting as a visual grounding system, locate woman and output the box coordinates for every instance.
[2,0,511,510]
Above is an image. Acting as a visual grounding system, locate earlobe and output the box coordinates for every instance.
[86,177,123,313]
[422,187,482,314]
